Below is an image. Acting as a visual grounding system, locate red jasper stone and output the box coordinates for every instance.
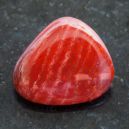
[13,17,114,105]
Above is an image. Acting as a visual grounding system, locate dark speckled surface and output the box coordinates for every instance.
[0,0,129,129]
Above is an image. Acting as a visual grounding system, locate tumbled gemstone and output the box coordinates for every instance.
[13,17,114,105]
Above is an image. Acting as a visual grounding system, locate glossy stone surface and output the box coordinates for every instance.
[13,17,114,105]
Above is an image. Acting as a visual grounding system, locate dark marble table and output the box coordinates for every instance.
[0,0,129,129]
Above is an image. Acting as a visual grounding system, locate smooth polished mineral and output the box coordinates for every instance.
[13,17,114,105]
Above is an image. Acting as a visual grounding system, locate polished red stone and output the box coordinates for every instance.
[13,17,114,105]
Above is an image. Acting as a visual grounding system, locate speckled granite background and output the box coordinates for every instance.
[0,0,129,129]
